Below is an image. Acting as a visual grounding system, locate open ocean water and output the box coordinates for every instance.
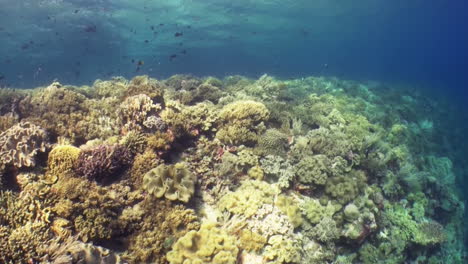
[0,0,467,263]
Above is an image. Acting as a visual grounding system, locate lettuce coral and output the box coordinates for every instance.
[143,163,196,203]
[0,121,48,168]
[166,222,239,264]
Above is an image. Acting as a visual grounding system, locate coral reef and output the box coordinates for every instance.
[0,74,465,263]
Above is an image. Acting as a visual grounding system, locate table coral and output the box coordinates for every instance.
[0,121,48,168]
[143,162,196,203]
[166,222,239,264]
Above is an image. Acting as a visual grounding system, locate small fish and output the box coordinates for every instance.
[150,25,155,30]
[21,43,30,50]
[74,9,79,14]
[144,39,149,43]
[131,59,135,63]
[180,50,187,54]
[84,24,97,33]
[159,23,164,26]
[169,54,177,60]
[174,32,183,37]
[187,25,191,29]
[0,75,5,80]
[137,60,144,66]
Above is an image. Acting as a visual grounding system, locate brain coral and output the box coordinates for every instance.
[143,163,196,203]
[0,122,48,168]
[166,222,239,264]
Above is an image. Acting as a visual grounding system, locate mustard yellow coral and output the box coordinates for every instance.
[45,145,80,183]
[166,222,239,264]
[216,100,269,145]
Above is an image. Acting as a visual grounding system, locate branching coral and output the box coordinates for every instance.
[75,144,132,183]
[160,100,219,138]
[118,94,162,133]
[0,121,48,168]
[143,163,196,203]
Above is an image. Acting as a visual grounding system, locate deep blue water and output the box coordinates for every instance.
[1,0,467,100]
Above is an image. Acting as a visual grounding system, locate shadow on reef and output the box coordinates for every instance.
[0,74,466,263]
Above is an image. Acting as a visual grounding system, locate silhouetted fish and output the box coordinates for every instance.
[84,24,97,33]
[174,32,183,37]
[169,54,177,60]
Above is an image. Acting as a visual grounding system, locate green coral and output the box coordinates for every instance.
[263,235,301,264]
[166,222,239,264]
[216,100,269,145]
[294,154,331,185]
[301,199,338,224]
[325,170,367,204]
[143,163,196,203]
[275,195,303,228]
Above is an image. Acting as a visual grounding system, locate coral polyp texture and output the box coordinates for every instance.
[0,74,465,263]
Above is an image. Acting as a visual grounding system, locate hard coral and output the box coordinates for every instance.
[216,100,269,146]
[0,121,48,168]
[75,144,132,183]
[46,145,81,183]
[118,94,162,133]
[143,163,195,203]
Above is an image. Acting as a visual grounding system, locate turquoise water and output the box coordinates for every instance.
[0,0,467,263]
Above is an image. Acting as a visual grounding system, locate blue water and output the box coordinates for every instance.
[1,0,468,256]
[1,0,467,98]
